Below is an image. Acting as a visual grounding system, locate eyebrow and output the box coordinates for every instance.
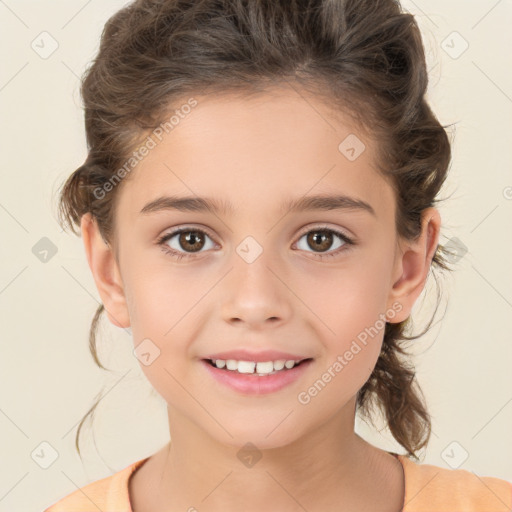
[139,193,376,217]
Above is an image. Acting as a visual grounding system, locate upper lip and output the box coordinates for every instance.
[202,349,313,363]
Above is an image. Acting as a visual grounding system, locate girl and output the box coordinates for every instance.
[44,0,511,510]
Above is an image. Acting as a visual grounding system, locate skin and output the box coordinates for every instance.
[81,85,441,512]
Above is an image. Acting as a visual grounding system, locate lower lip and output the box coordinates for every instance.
[201,359,313,395]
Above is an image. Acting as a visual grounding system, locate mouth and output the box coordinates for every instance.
[200,357,314,394]
[202,357,313,374]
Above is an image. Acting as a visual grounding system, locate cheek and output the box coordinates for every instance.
[298,253,392,376]
[298,276,386,409]
[124,262,208,370]
[126,274,196,404]
[124,249,203,329]
[304,258,392,336]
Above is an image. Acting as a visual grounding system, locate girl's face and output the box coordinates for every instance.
[86,87,438,449]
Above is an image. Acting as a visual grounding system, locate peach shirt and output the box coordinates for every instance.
[43,453,512,512]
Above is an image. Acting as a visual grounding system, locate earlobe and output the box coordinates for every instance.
[386,207,441,323]
[80,213,131,328]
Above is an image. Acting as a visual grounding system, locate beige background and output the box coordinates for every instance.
[0,1,511,510]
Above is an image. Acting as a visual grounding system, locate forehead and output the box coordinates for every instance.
[117,88,394,221]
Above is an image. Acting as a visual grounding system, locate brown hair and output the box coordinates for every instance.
[56,0,455,461]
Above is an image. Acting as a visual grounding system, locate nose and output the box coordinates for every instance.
[220,248,292,329]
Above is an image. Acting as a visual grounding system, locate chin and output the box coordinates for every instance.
[209,421,303,452]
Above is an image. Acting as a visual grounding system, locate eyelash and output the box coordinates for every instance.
[156,225,355,261]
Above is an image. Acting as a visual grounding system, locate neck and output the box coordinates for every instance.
[134,397,398,512]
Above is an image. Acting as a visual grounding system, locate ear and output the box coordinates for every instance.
[80,212,130,328]
[385,207,441,323]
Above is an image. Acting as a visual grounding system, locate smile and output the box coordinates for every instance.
[201,358,314,395]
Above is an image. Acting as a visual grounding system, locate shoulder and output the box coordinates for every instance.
[399,455,512,512]
[42,457,149,512]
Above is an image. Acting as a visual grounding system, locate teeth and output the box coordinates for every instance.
[273,360,285,371]
[225,359,239,371]
[211,358,303,375]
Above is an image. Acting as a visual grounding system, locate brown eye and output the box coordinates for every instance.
[157,228,216,259]
[178,231,206,252]
[306,230,334,252]
[295,227,354,258]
